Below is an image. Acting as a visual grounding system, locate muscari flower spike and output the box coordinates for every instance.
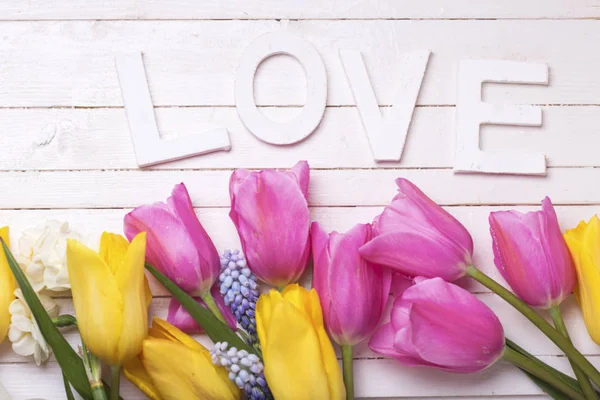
[211,342,273,400]
[219,249,259,343]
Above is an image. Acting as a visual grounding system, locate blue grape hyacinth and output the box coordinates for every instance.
[219,249,260,343]
[211,342,273,400]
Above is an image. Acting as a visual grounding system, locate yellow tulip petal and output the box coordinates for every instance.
[262,300,332,400]
[67,239,123,365]
[142,338,240,400]
[309,289,345,399]
[149,317,206,353]
[100,232,130,275]
[256,289,282,361]
[115,233,149,364]
[0,227,13,343]
[123,356,163,400]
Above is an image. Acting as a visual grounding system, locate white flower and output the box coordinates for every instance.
[16,220,84,292]
[8,289,58,366]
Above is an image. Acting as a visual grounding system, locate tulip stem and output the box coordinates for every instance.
[200,291,227,324]
[466,265,600,387]
[549,306,599,400]
[110,365,120,400]
[503,346,586,400]
[341,345,354,400]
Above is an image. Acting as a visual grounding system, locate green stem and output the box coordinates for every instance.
[110,365,121,400]
[62,373,76,400]
[506,338,581,390]
[503,347,586,400]
[550,306,599,400]
[467,265,600,387]
[52,314,78,328]
[341,345,354,400]
[92,384,109,400]
[200,291,227,324]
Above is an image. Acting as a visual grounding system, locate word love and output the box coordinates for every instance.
[116,30,549,176]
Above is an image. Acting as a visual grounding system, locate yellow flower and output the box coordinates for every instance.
[66,232,150,365]
[123,317,240,400]
[0,226,15,343]
[256,284,345,400]
[564,215,600,343]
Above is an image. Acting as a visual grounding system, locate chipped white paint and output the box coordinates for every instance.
[340,49,429,161]
[235,31,327,145]
[116,52,231,167]
[454,60,548,175]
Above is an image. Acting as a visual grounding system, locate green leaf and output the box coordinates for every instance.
[1,239,93,400]
[145,263,259,357]
[63,374,76,400]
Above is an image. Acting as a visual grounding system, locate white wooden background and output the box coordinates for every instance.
[1,1,600,399]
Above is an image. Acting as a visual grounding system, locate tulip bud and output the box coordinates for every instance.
[124,183,220,296]
[369,277,505,373]
[312,222,391,346]
[229,161,311,288]
[360,178,473,281]
[490,197,576,309]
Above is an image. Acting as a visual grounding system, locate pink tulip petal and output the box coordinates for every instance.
[390,274,413,297]
[288,160,310,199]
[360,232,468,281]
[404,278,504,372]
[124,205,203,294]
[231,169,310,287]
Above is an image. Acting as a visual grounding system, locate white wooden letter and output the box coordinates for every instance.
[339,50,430,162]
[115,53,231,167]
[455,60,548,175]
[235,32,327,145]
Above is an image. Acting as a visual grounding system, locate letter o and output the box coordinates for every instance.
[235,31,327,145]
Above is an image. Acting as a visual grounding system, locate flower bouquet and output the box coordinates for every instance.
[1,160,600,400]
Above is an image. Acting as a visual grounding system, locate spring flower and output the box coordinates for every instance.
[360,178,473,281]
[167,285,237,333]
[218,250,260,343]
[564,216,600,343]
[256,284,345,400]
[66,232,150,366]
[0,226,14,344]
[490,197,576,309]
[311,222,391,345]
[124,183,220,296]
[8,289,57,365]
[369,277,505,373]
[124,317,240,400]
[211,342,272,400]
[229,161,311,288]
[16,221,84,293]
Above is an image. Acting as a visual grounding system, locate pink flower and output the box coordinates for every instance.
[369,277,505,373]
[166,285,237,333]
[311,222,392,346]
[360,178,473,282]
[229,161,311,287]
[489,197,576,309]
[124,183,220,295]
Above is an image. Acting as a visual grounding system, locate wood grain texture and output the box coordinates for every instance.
[1,21,600,107]
[0,0,599,20]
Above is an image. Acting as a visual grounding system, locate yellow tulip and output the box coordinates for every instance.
[0,226,14,343]
[66,232,150,366]
[256,284,345,400]
[564,215,600,343]
[123,317,240,400]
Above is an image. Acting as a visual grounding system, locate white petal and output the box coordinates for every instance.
[10,316,33,333]
[12,335,37,357]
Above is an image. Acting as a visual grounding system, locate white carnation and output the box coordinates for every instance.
[16,220,83,292]
[8,289,58,366]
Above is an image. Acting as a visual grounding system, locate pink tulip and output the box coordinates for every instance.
[167,285,237,333]
[369,277,504,373]
[360,178,473,282]
[124,183,220,295]
[311,222,392,346]
[229,161,311,287]
[489,197,576,309]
